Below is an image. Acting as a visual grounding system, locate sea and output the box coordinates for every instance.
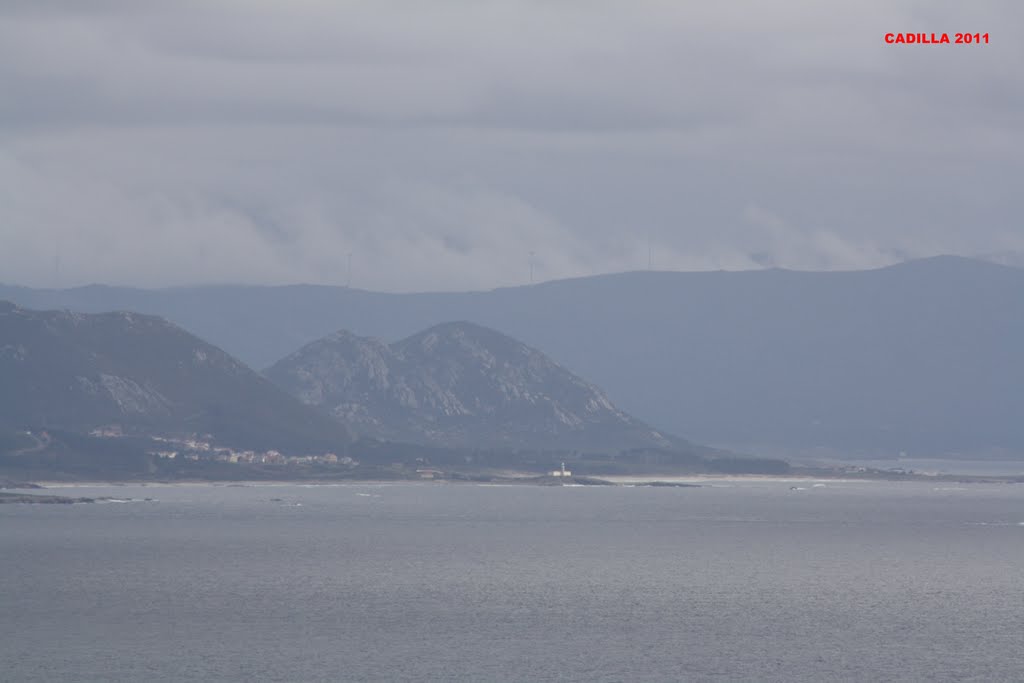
[2,479,1023,682]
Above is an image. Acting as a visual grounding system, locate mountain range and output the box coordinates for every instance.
[266,321,678,452]
[4,255,1023,457]
[1,302,724,477]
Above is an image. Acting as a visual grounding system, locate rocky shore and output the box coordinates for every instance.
[0,491,99,504]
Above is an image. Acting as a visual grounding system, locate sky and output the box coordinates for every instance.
[1,1,1021,291]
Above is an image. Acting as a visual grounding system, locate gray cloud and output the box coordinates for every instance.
[1,1,1021,290]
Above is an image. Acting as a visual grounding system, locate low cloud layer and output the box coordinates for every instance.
[1,2,1021,291]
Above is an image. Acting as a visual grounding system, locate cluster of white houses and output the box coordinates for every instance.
[152,447,355,467]
[89,427,355,467]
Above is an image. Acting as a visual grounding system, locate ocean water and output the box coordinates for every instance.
[2,480,1023,682]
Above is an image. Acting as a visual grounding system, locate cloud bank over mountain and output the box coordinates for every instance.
[1,2,1021,290]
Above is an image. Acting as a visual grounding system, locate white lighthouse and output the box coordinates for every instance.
[549,462,572,477]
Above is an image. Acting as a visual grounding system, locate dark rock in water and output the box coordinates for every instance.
[569,476,617,486]
[636,481,701,488]
[0,479,42,489]
[0,492,96,504]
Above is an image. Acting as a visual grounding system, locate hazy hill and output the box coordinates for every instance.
[5,256,1023,457]
[266,321,678,452]
[0,301,351,454]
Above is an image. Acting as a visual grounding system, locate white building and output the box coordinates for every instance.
[548,462,572,477]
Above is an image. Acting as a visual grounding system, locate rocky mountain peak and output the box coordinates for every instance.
[266,321,677,452]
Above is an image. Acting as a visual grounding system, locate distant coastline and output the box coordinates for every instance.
[4,466,1023,497]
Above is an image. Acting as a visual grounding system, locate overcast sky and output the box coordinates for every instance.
[1,1,1021,291]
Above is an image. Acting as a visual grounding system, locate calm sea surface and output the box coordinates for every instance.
[2,480,1023,682]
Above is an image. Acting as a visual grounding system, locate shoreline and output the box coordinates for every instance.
[11,470,1024,490]
[4,473,1022,503]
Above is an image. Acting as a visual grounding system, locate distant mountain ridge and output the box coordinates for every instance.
[266,321,678,452]
[5,255,1024,457]
[0,301,352,454]
[975,250,1024,269]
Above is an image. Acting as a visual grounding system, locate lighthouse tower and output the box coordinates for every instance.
[549,462,572,478]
